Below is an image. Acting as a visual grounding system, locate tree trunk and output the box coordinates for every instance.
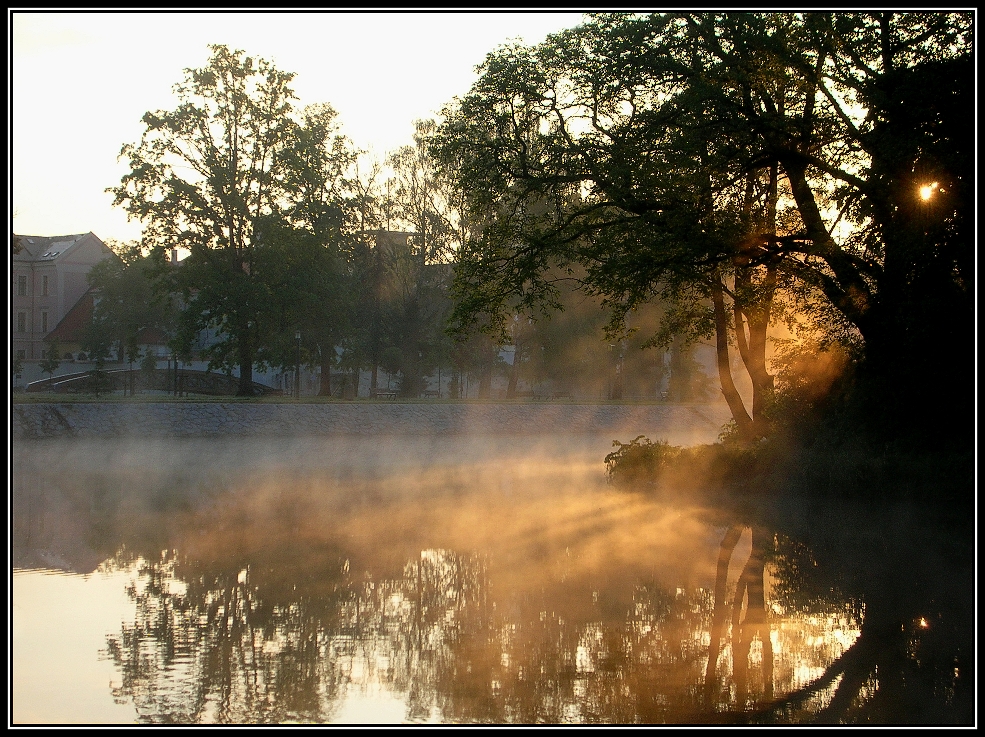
[478,367,492,399]
[782,159,874,334]
[506,343,520,399]
[318,352,333,396]
[705,525,745,703]
[730,165,778,437]
[733,266,777,437]
[731,525,773,705]
[711,277,755,441]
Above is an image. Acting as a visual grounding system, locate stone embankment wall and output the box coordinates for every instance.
[12,402,732,443]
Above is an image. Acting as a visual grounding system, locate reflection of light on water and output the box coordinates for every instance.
[748,638,763,665]
[14,438,885,724]
[771,609,862,694]
[576,645,594,673]
[13,567,139,724]
[17,543,866,725]
[332,684,409,724]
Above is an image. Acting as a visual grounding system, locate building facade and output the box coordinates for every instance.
[12,232,115,362]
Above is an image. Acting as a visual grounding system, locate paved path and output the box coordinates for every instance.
[12,401,732,444]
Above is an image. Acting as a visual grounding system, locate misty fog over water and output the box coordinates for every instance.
[12,432,972,724]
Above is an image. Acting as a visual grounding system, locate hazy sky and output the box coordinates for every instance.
[11,11,587,243]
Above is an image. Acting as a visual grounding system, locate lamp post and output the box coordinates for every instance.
[295,330,302,399]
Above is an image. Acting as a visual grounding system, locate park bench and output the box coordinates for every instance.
[373,390,397,400]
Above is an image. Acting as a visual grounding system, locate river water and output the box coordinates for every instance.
[10,435,973,725]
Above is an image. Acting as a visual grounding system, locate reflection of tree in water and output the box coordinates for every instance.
[713,502,974,725]
[103,534,867,724]
[105,547,489,723]
[702,523,852,722]
[19,444,966,723]
[102,541,355,723]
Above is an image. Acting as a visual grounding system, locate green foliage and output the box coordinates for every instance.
[84,242,174,365]
[84,370,114,397]
[109,45,358,396]
[344,229,455,397]
[448,327,502,398]
[380,345,402,377]
[84,349,114,397]
[766,534,858,618]
[385,119,463,266]
[345,121,467,397]
[604,436,683,487]
[140,351,158,374]
[433,12,973,446]
[39,338,61,378]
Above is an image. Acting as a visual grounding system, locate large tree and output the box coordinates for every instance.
[110,46,357,395]
[252,103,359,396]
[432,12,972,443]
[665,12,974,438]
[383,122,462,396]
[433,22,796,438]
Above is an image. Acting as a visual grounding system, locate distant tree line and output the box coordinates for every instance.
[90,44,715,400]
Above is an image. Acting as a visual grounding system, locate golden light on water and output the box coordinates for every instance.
[919,182,939,201]
[11,435,966,724]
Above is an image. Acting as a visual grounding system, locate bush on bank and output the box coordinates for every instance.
[605,424,973,510]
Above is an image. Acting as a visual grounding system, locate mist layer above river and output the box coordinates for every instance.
[12,435,969,724]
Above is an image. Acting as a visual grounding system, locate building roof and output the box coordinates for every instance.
[13,232,100,263]
[45,291,169,347]
[45,289,95,344]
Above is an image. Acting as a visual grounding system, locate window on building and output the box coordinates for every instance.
[42,275,49,296]
[16,349,26,360]
[17,312,26,333]
[17,275,27,296]
[42,312,48,333]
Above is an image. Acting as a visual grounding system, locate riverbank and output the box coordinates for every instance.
[12,400,732,442]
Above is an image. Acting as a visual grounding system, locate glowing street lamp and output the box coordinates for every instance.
[919,182,939,201]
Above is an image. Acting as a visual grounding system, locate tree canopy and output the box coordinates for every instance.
[110,45,358,395]
[432,12,973,443]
